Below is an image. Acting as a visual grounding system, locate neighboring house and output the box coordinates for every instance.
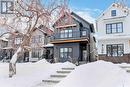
[0,37,8,60]
[97,2,130,63]
[4,27,53,62]
[0,0,54,62]
[50,12,96,64]
[29,27,53,62]
[5,32,24,62]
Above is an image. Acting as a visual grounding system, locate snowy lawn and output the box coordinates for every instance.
[0,60,130,87]
[55,61,130,87]
[0,59,75,87]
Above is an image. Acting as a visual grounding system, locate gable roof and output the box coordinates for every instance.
[71,12,91,25]
[53,11,95,33]
[71,12,95,33]
[96,2,129,21]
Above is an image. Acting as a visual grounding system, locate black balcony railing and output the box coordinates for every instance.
[50,30,90,42]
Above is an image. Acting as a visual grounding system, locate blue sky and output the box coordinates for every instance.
[68,0,130,23]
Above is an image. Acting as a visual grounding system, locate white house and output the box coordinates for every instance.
[96,2,130,63]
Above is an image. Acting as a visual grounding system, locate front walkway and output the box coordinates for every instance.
[33,67,75,87]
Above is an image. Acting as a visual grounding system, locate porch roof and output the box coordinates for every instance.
[2,47,13,50]
[43,44,54,47]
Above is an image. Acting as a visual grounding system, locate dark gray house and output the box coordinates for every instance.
[50,12,97,64]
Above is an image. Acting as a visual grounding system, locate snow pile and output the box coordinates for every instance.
[0,59,75,87]
[35,59,50,65]
[55,61,128,87]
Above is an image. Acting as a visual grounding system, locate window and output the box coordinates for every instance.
[111,10,116,16]
[32,36,35,43]
[60,48,72,59]
[68,30,72,37]
[15,37,22,45]
[32,35,43,43]
[106,22,123,34]
[1,1,14,14]
[60,29,73,38]
[31,48,42,58]
[106,44,124,57]
[82,31,87,36]
[38,35,43,43]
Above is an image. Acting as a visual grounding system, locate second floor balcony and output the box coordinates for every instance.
[50,30,90,44]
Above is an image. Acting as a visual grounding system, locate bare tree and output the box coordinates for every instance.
[0,0,63,78]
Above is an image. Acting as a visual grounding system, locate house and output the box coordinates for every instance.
[0,0,54,62]
[96,2,130,63]
[29,26,53,62]
[5,31,28,62]
[2,26,53,62]
[50,12,97,64]
[0,37,8,61]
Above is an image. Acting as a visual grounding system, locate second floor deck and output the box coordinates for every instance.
[50,30,90,44]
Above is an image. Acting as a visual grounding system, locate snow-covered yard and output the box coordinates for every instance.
[55,61,130,87]
[0,60,130,87]
[0,59,75,87]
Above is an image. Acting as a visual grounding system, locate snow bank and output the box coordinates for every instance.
[0,60,75,87]
[55,60,128,87]
[52,61,76,68]
[35,59,50,65]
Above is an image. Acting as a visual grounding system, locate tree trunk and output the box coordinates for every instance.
[9,47,22,78]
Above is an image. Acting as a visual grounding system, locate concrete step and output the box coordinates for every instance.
[50,74,67,78]
[78,62,86,65]
[56,70,71,74]
[42,79,60,83]
[126,69,130,73]
[34,82,57,87]
[120,66,130,68]
[62,68,75,70]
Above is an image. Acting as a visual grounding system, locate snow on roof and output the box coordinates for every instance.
[55,60,128,87]
[43,43,54,47]
[0,37,8,41]
[2,47,13,49]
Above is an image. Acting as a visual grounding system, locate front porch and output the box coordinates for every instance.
[54,42,90,65]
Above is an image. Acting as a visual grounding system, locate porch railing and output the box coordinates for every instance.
[50,30,90,42]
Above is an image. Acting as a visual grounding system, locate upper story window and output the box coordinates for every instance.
[1,1,14,14]
[111,10,116,16]
[106,22,123,34]
[32,35,43,43]
[60,29,72,38]
[15,37,22,45]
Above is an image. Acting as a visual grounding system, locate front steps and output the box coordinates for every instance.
[56,70,71,74]
[61,68,75,70]
[34,67,75,87]
[50,75,67,78]
[119,65,130,73]
[42,79,60,83]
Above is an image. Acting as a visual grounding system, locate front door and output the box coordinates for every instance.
[82,50,87,61]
